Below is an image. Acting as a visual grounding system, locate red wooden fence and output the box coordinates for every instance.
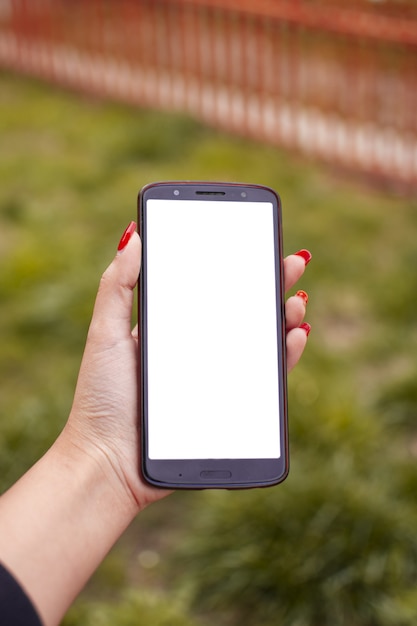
[1,0,416,191]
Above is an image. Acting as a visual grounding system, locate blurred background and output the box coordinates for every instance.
[1,1,417,624]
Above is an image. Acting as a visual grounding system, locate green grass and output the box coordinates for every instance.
[1,70,417,625]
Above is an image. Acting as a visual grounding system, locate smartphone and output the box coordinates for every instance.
[138,181,288,489]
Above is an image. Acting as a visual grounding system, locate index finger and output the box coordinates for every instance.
[284,250,312,293]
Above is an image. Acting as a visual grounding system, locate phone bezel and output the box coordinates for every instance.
[138,181,288,489]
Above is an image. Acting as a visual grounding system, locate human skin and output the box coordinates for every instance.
[0,225,311,626]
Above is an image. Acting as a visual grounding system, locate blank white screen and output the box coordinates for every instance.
[146,199,281,459]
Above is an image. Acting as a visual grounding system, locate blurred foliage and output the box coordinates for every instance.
[174,401,417,625]
[1,70,417,625]
[63,589,199,626]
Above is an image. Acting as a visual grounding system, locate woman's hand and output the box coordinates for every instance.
[64,224,168,514]
[65,225,312,512]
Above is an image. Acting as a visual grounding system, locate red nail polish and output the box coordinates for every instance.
[117,221,136,252]
[299,322,311,336]
[295,249,312,265]
[296,290,309,305]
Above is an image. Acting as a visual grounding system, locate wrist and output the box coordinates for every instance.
[0,425,141,626]
[53,422,142,520]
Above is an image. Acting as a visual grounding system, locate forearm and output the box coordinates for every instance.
[0,433,140,626]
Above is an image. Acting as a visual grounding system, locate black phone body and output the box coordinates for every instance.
[138,181,288,489]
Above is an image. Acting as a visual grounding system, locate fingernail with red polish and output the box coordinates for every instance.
[295,249,312,265]
[299,322,311,336]
[296,290,309,305]
[117,221,136,253]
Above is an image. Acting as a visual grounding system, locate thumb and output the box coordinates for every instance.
[88,222,141,343]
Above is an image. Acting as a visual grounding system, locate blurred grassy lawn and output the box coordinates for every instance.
[1,70,417,622]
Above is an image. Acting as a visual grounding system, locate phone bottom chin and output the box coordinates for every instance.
[142,459,289,490]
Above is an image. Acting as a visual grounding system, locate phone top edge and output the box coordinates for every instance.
[138,181,281,205]
[139,180,278,189]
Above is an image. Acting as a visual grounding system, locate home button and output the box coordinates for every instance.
[200,470,232,479]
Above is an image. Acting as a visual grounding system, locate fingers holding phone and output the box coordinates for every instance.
[285,290,311,372]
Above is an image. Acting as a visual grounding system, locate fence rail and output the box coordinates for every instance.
[1,0,416,190]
